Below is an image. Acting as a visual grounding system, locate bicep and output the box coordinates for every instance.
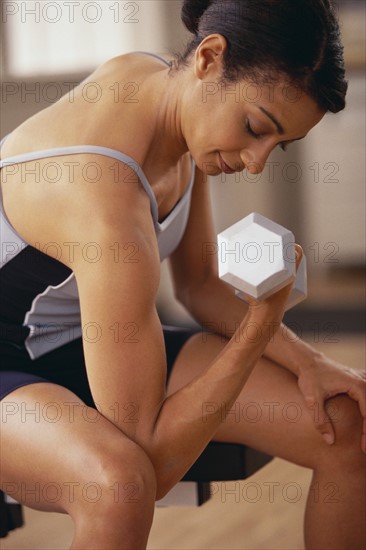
[168,167,218,298]
[73,216,167,442]
[58,155,168,417]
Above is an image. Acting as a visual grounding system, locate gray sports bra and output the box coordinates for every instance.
[0,51,196,264]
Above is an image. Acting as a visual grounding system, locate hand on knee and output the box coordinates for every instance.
[324,395,365,463]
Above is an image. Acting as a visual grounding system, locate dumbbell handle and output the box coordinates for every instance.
[234,254,307,311]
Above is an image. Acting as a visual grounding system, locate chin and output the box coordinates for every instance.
[190,150,221,176]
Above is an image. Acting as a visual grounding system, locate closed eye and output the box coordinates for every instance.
[246,118,305,152]
[247,119,287,151]
[245,120,262,140]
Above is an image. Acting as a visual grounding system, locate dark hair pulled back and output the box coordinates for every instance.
[176,0,347,112]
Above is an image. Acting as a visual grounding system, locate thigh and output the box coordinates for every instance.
[0,381,141,515]
[166,332,326,469]
[0,338,96,408]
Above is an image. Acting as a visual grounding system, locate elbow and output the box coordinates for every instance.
[154,464,189,501]
[155,472,174,501]
[141,441,184,501]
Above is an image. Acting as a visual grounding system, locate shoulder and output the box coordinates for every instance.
[1,52,168,158]
[0,52,167,251]
[86,52,169,96]
[102,51,172,69]
[1,149,156,265]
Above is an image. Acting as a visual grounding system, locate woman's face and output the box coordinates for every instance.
[183,41,325,176]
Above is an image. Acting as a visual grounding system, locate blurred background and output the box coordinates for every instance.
[0,1,365,549]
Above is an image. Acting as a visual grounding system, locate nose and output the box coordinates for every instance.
[240,145,272,175]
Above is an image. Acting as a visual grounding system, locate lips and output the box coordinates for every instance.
[218,153,236,174]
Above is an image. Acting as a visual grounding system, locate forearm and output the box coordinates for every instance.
[121,275,320,493]
[142,304,281,496]
[180,276,324,376]
[261,321,324,375]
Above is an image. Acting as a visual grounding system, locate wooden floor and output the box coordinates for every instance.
[1,335,364,550]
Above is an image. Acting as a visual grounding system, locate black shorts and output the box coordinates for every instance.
[0,325,198,408]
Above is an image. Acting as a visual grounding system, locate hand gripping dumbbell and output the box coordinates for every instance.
[217,212,307,311]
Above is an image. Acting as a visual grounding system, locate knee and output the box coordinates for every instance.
[100,441,171,502]
[324,394,364,464]
[97,440,158,506]
[72,438,157,516]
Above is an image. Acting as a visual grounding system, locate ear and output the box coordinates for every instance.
[194,34,228,80]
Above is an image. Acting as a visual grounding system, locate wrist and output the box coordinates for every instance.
[262,323,327,377]
[298,350,326,373]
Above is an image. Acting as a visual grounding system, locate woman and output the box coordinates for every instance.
[0,0,364,548]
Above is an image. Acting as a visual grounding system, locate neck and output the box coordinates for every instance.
[144,66,189,168]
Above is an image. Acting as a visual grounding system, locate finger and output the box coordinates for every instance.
[294,243,303,272]
[304,394,335,446]
[247,243,303,311]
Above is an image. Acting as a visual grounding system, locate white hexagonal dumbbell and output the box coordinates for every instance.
[217,212,307,311]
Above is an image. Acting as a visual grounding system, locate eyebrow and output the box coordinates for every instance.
[258,107,285,135]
